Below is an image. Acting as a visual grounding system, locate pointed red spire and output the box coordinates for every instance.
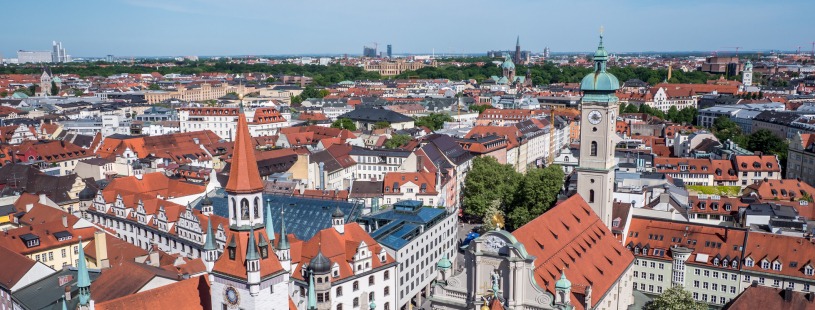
[225,110,263,193]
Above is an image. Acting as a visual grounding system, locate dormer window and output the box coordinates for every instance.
[732,260,739,268]
[746,258,754,267]
[773,261,782,271]
[713,258,720,266]
[761,260,770,269]
[806,266,814,276]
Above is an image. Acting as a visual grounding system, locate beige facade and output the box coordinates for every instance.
[363,60,436,76]
[144,83,229,104]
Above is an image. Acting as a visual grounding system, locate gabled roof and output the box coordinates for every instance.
[291,223,395,282]
[212,229,284,280]
[90,260,180,303]
[0,245,39,290]
[94,275,211,310]
[512,194,634,310]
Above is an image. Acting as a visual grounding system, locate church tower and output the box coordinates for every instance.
[742,60,753,88]
[208,103,289,309]
[225,104,265,231]
[77,237,92,310]
[576,32,619,228]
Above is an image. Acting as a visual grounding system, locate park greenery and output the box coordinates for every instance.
[330,118,356,131]
[384,134,412,149]
[0,59,722,88]
[414,113,453,131]
[619,103,697,125]
[462,156,564,230]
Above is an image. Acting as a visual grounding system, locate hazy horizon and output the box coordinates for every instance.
[3,0,813,58]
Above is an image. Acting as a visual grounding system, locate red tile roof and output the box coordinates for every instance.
[0,245,38,289]
[743,232,815,281]
[512,195,634,310]
[212,230,284,280]
[733,155,781,172]
[383,172,438,195]
[627,217,747,270]
[743,179,815,201]
[94,275,211,310]
[291,224,395,282]
[225,111,264,193]
[726,284,815,310]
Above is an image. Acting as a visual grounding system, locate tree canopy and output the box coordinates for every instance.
[330,118,356,131]
[712,116,744,144]
[506,165,565,229]
[462,156,521,219]
[384,134,411,149]
[462,158,564,229]
[373,121,391,129]
[643,286,707,310]
[414,113,453,131]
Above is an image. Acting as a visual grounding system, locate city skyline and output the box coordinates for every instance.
[2,0,814,58]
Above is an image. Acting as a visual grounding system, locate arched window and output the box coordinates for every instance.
[231,198,237,219]
[253,197,260,219]
[353,298,359,307]
[337,304,343,310]
[241,198,250,220]
[590,141,598,156]
[589,189,595,203]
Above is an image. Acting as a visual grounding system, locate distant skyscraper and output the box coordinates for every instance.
[51,41,67,63]
[514,36,522,64]
[363,46,377,58]
[106,55,114,63]
[387,44,392,58]
[544,47,551,59]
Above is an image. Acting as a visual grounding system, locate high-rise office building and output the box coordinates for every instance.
[363,46,377,58]
[106,55,114,63]
[52,41,68,63]
[17,50,52,63]
[387,44,392,58]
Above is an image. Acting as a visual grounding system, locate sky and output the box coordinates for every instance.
[2,0,813,58]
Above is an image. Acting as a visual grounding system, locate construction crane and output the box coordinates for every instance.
[809,42,815,56]
[798,46,803,55]
[722,46,742,57]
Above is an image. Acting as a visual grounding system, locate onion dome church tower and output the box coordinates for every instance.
[575,31,620,228]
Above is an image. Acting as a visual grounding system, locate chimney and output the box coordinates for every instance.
[62,215,68,228]
[38,193,48,205]
[64,285,71,301]
[148,251,160,267]
[318,162,325,190]
[26,203,34,212]
[94,231,109,269]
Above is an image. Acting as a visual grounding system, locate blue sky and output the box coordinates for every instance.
[2,0,813,57]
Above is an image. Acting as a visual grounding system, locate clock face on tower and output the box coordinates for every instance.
[224,286,240,306]
[588,110,602,125]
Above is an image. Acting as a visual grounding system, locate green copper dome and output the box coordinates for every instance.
[436,255,452,270]
[744,60,753,70]
[555,271,571,290]
[580,34,620,99]
[501,56,515,70]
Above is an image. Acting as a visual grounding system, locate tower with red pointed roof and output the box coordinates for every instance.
[225,103,265,231]
[209,103,290,309]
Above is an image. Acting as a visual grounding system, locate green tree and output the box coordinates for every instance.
[0,91,7,98]
[373,121,391,129]
[265,77,276,83]
[462,156,521,219]
[330,118,357,131]
[148,83,161,90]
[506,165,564,230]
[644,286,706,310]
[50,81,59,96]
[72,89,83,97]
[676,107,697,125]
[300,86,323,99]
[318,89,330,98]
[468,104,490,114]
[623,104,639,114]
[747,129,787,156]
[26,85,36,96]
[384,134,411,149]
[290,95,304,105]
[666,106,679,123]
[414,113,454,131]
[712,116,744,143]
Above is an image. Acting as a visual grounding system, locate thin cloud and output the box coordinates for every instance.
[122,0,198,14]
